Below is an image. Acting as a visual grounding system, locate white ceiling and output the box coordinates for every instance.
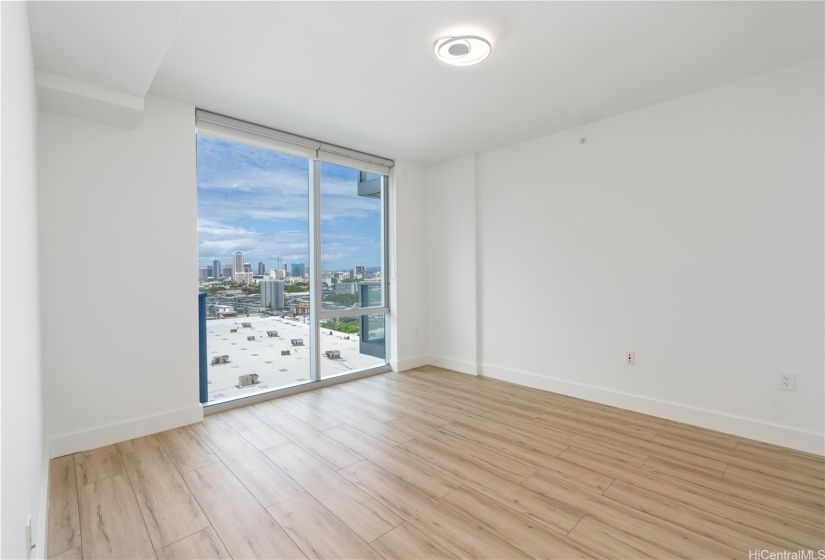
[28,1,187,98]
[28,1,824,166]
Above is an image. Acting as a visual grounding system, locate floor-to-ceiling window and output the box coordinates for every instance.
[196,111,391,405]
[318,165,388,379]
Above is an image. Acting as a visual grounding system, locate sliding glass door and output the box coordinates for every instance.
[196,114,391,405]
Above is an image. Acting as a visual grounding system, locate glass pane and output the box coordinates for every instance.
[319,162,384,312]
[319,313,387,379]
[197,133,311,403]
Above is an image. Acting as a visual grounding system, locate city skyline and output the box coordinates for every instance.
[199,249,376,280]
[197,134,383,273]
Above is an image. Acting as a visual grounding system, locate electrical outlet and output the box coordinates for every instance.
[780,372,796,391]
[626,351,635,366]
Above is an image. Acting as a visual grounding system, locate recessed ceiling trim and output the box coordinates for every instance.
[35,71,144,129]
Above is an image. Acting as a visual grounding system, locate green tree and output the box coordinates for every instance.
[323,293,358,307]
[285,283,309,293]
[321,318,360,334]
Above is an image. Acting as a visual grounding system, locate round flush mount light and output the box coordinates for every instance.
[434,35,492,66]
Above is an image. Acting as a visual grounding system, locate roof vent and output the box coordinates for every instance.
[237,373,259,387]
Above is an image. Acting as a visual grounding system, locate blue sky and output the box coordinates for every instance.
[197,134,382,273]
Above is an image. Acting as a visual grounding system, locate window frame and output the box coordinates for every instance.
[196,110,392,402]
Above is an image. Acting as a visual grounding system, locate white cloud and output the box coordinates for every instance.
[196,137,382,270]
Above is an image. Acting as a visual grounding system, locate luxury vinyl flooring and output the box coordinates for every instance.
[47,366,825,559]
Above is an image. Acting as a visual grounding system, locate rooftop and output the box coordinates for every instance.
[205,315,385,402]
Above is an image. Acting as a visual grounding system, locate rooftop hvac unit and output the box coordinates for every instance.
[290,339,304,346]
[325,350,341,359]
[267,331,278,337]
[247,335,255,341]
[230,328,238,333]
[281,350,291,356]
[211,355,230,365]
[238,373,259,387]
[343,336,350,340]
[242,322,252,328]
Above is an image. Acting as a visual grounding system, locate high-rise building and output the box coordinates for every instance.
[269,269,285,280]
[291,263,305,278]
[244,263,252,273]
[213,260,221,280]
[352,265,365,279]
[234,271,253,285]
[198,267,208,281]
[335,281,359,295]
[222,266,232,279]
[260,278,285,309]
[232,251,244,275]
[283,263,288,276]
[206,265,213,278]
[257,262,265,275]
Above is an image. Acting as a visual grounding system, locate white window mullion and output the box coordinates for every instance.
[319,307,390,321]
[308,159,322,382]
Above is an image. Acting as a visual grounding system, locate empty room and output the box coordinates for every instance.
[2,2,823,559]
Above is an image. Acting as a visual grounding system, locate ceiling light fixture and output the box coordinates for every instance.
[434,35,491,66]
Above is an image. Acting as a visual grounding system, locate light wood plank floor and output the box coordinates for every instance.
[47,366,825,559]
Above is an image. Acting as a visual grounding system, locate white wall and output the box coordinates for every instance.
[1,3,47,558]
[426,155,478,374]
[37,98,428,452]
[389,161,428,371]
[428,59,825,453]
[38,95,202,456]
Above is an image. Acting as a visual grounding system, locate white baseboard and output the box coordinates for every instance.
[480,363,825,456]
[427,355,479,376]
[36,439,50,559]
[47,404,203,458]
[391,355,430,372]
